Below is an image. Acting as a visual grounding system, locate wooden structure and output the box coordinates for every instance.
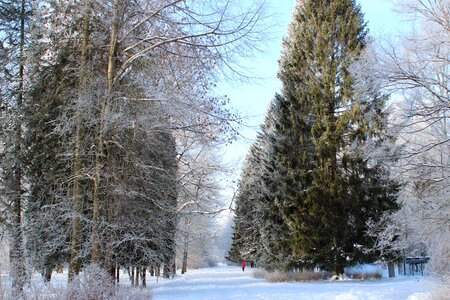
[404,256,430,276]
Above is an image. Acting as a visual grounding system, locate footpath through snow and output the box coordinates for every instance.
[150,265,433,300]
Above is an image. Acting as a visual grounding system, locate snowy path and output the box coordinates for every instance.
[149,265,432,300]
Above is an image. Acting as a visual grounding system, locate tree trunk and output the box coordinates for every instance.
[109,259,116,282]
[397,259,403,275]
[44,263,52,282]
[388,261,395,278]
[135,266,140,287]
[181,240,188,274]
[142,267,146,288]
[128,267,135,286]
[10,0,27,295]
[333,263,345,276]
[150,265,154,276]
[57,262,63,273]
[91,0,121,265]
[163,263,170,278]
[10,193,25,295]
[172,259,176,277]
[116,263,120,283]
[69,0,91,280]
[163,259,176,278]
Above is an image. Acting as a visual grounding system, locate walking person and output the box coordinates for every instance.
[241,260,246,272]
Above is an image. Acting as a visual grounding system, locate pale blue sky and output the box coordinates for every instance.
[219,0,407,186]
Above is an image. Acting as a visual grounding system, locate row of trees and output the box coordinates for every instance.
[229,0,448,277]
[0,0,265,295]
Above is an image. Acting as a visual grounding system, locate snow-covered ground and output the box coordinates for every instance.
[0,265,439,299]
[150,265,434,300]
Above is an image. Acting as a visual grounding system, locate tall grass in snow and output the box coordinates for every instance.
[252,269,331,282]
[0,264,153,300]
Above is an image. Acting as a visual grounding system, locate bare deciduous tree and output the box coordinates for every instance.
[176,133,230,273]
[368,0,449,276]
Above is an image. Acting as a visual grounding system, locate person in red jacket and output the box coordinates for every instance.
[241,260,246,272]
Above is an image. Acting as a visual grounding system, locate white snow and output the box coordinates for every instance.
[149,265,434,300]
[1,265,437,299]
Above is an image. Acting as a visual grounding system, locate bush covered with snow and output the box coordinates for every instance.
[0,264,153,300]
[61,264,153,299]
[64,264,116,300]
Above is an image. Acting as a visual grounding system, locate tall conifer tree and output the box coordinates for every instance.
[271,0,397,274]
[229,103,293,271]
[228,136,265,263]
[0,0,31,293]
[259,97,295,270]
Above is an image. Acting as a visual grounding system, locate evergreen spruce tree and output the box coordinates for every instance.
[229,104,292,271]
[228,137,266,263]
[25,50,77,281]
[257,98,295,271]
[270,0,398,274]
[0,0,31,293]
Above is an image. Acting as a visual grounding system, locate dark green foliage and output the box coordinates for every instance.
[22,3,180,277]
[228,101,293,271]
[275,0,398,274]
[230,0,398,274]
[24,50,77,276]
[257,97,297,271]
[106,104,179,271]
[228,137,265,263]
[0,0,32,292]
